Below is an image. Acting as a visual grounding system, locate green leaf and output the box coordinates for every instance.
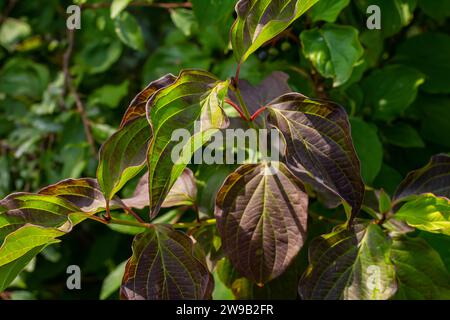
[355,0,417,38]
[0,58,49,100]
[310,0,350,22]
[350,118,383,184]
[114,11,145,51]
[391,236,450,299]
[191,0,235,51]
[215,161,308,285]
[121,225,213,299]
[97,117,151,202]
[231,0,319,63]
[212,269,234,300]
[170,8,198,37]
[0,244,47,292]
[100,260,127,300]
[378,189,392,214]
[97,74,176,202]
[382,123,425,148]
[75,38,123,74]
[111,0,133,19]
[299,223,397,300]
[0,225,62,267]
[146,70,229,217]
[362,65,425,121]
[395,33,450,94]
[419,231,450,272]
[417,95,450,148]
[395,194,450,236]
[0,18,31,51]
[88,80,129,109]
[267,93,364,220]
[419,0,450,23]
[301,24,363,87]
[394,154,450,201]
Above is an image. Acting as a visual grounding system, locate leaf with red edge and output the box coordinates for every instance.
[267,93,364,221]
[394,154,450,202]
[215,161,308,285]
[120,224,213,300]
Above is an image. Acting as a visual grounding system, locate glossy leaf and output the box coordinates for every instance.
[231,0,319,63]
[0,243,47,292]
[391,236,450,299]
[146,70,229,217]
[0,193,87,240]
[267,93,364,220]
[301,24,363,87]
[97,74,176,202]
[299,223,397,300]
[0,225,62,268]
[394,154,450,202]
[120,225,213,300]
[97,117,151,202]
[215,161,308,284]
[395,194,450,236]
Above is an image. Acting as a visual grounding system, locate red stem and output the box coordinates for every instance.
[250,106,267,121]
[225,98,248,121]
[121,203,146,224]
[104,201,111,221]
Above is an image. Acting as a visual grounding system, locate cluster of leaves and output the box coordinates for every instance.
[0,0,449,300]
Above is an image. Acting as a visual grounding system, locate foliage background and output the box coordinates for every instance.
[0,0,448,299]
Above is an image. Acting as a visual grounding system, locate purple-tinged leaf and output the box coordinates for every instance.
[215,161,308,284]
[120,74,177,126]
[267,93,364,220]
[39,178,109,213]
[120,224,213,300]
[299,223,397,300]
[394,154,450,202]
[231,0,319,63]
[0,193,85,241]
[122,168,197,210]
[229,71,292,115]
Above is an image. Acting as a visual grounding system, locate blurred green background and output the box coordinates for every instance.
[0,0,448,299]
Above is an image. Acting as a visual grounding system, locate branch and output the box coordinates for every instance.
[81,1,192,10]
[63,29,97,156]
